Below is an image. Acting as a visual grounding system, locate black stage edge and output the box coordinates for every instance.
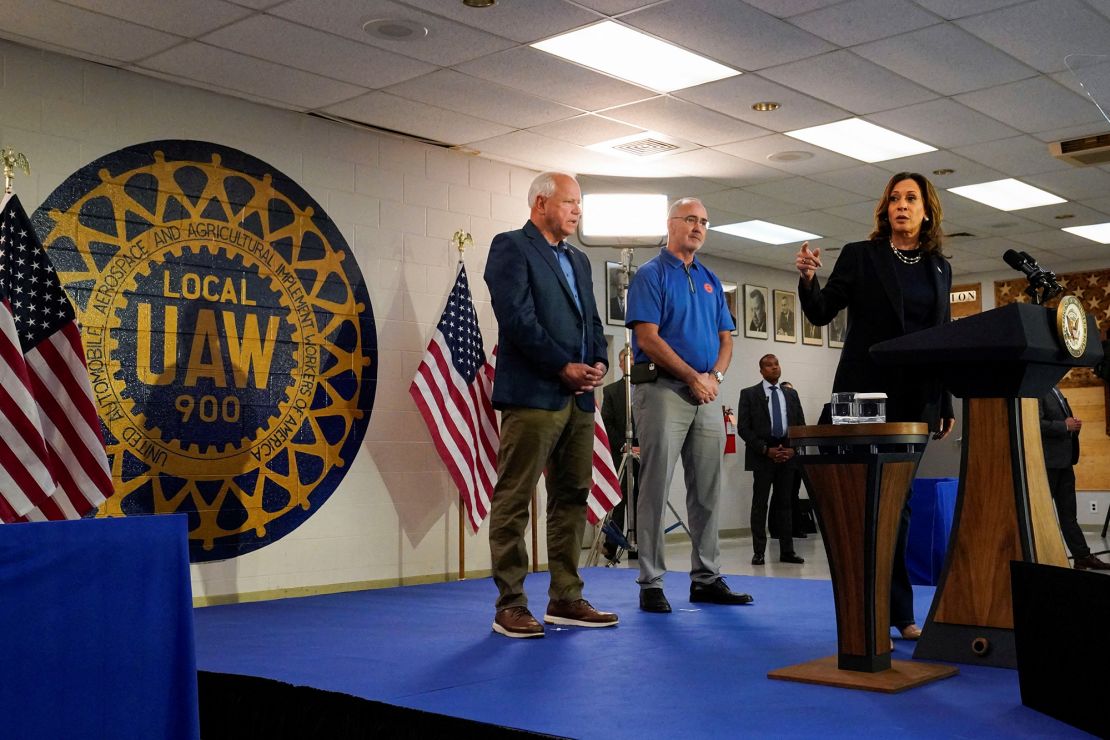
[1012,561,1110,738]
[198,671,565,740]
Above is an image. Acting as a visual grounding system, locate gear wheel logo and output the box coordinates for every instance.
[32,140,378,562]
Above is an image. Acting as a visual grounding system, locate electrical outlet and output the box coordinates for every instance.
[1091,502,1099,513]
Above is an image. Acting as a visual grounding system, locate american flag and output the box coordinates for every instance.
[409,265,498,533]
[587,403,622,525]
[0,194,112,523]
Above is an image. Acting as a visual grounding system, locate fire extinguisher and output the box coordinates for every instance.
[723,405,737,454]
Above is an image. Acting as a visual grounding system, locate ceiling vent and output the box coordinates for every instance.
[1049,133,1110,166]
[611,137,681,157]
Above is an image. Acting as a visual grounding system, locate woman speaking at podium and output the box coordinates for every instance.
[793,171,956,643]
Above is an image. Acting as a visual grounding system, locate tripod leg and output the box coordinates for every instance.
[664,501,693,539]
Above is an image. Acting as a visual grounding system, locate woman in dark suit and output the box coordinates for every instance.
[794,171,956,642]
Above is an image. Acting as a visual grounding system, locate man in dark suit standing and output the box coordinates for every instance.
[1039,385,1110,570]
[484,171,619,638]
[738,354,805,565]
[600,348,637,559]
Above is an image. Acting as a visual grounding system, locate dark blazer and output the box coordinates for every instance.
[484,220,607,412]
[798,239,953,426]
[600,378,635,461]
[1039,387,1080,468]
[737,381,806,472]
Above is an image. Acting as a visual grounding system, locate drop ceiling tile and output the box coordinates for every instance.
[1017,202,1109,228]
[386,69,582,129]
[65,0,252,37]
[874,153,1007,191]
[324,92,513,144]
[1025,168,1110,201]
[621,0,834,71]
[950,135,1075,177]
[140,41,366,108]
[529,115,643,146]
[0,0,181,62]
[555,0,652,15]
[868,99,1019,148]
[202,14,435,88]
[854,23,1036,96]
[715,133,858,175]
[1030,121,1110,144]
[912,0,1028,20]
[791,0,940,47]
[401,0,601,44]
[761,51,938,115]
[270,0,515,66]
[747,176,867,209]
[601,97,769,147]
[823,200,880,226]
[943,210,1042,238]
[955,76,1103,135]
[457,46,655,110]
[700,188,806,218]
[675,73,850,132]
[1011,227,1101,251]
[470,130,644,176]
[810,165,901,198]
[1049,243,1110,263]
[662,148,789,188]
[742,0,845,17]
[957,0,1110,74]
[1078,194,1110,216]
[777,210,867,238]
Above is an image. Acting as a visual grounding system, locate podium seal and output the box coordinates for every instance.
[1055,295,1087,358]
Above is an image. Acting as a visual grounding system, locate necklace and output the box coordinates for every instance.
[890,240,923,265]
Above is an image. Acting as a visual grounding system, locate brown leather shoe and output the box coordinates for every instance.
[1074,554,1110,571]
[493,606,544,638]
[544,599,619,628]
[899,624,922,640]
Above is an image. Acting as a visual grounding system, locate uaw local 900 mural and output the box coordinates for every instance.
[32,141,377,562]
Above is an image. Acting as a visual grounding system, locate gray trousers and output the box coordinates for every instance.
[632,378,723,589]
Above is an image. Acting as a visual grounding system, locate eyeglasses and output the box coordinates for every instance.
[671,215,710,228]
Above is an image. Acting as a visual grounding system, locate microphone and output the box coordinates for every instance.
[1002,249,1039,277]
[1002,249,1064,304]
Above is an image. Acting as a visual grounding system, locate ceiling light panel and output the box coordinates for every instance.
[712,220,821,245]
[1062,222,1110,243]
[946,178,1067,211]
[785,118,936,162]
[531,21,740,93]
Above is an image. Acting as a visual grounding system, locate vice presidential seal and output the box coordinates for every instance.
[1055,294,1087,359]
[33,141,377,561]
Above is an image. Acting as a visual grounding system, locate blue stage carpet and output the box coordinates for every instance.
[193,568,1090,738]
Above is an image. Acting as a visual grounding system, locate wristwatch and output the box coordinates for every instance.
[712,370,724,384]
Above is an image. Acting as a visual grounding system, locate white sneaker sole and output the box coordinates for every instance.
[492,621,544,638]
[543,615,619,627]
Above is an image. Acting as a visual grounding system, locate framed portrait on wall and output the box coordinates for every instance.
[827,311,846,349]
[773,289,797,343]
[605,261,636,326]
[721,281,739,336]
[743,284,769,340]
[801,313,822,346]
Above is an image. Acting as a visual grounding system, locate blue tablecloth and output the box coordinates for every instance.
[0,515,199,740]
[907,477,959,586]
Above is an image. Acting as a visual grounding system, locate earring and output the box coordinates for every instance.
[924,216,930,221]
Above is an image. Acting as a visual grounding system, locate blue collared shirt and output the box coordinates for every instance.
[551,241,585,361]
[625,247,734,372]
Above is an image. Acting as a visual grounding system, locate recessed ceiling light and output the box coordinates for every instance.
[711,220,820,245]
[767,150,813,162]
[1062,222,1110,243]
[946,179,1066,211]
[785,118,935,163]
[932,168,955,175]
[1054,213,1075,220]
[752,101,781,112]
[362,18,428,41]
[462,0,496,7]
[531,21,740,92]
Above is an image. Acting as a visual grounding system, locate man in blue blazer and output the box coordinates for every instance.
[484,172,618,638]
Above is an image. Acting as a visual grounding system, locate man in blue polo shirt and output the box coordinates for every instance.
[625,197,752,613]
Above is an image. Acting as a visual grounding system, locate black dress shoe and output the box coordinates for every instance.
[751,554,765,565]
[779,553,805,564]
[1074,554,1110,570]
[690,577,753,605]
[640,587,671,613]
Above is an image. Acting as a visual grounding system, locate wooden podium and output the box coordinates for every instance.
[767,423,958,693]
[871,302,1103,668]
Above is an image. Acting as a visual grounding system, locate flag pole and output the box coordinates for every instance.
[451,229,473,582]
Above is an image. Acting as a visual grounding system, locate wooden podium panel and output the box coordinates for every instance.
[773,424,957,692]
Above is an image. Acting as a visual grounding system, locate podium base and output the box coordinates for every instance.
[913,623,1016,668]
[768,656,957,693]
